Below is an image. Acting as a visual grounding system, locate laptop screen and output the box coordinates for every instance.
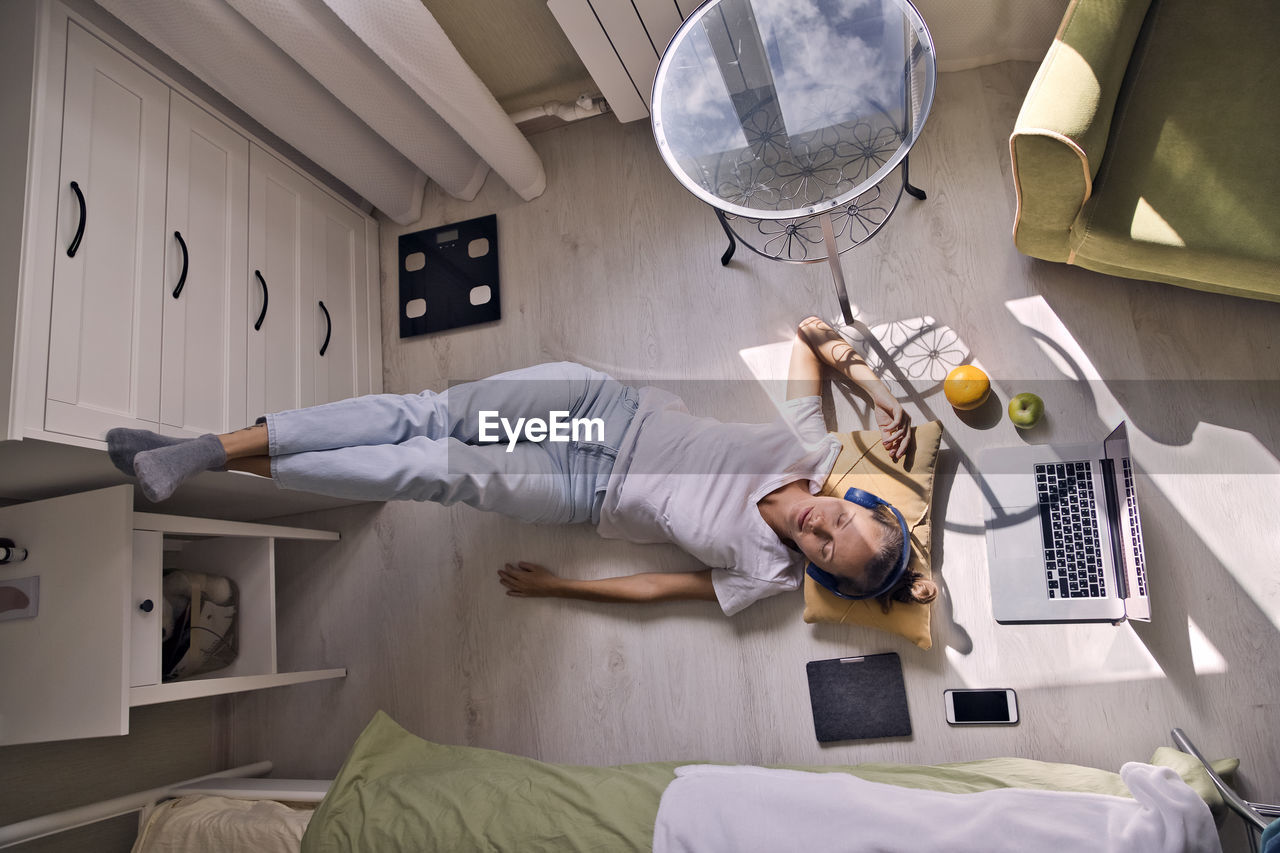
[1103,421,1129,463]
[1100,420,1152,621]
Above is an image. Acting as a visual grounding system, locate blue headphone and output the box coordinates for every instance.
[805,487,912,601]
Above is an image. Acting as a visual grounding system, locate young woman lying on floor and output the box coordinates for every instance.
[107,317,936,616]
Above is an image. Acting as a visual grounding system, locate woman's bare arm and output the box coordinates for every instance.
[786,323,825,401]
[793,316,911,459]
[498,562,718,604]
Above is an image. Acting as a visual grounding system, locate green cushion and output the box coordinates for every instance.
[1068,0,1280,299]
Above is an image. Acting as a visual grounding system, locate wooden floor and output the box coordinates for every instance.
[228,60,1280,836]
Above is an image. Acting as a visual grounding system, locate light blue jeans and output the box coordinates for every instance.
[264,362,638,525]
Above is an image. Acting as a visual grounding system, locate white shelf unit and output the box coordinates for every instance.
[0,486,345,745]
[128,511,344,706]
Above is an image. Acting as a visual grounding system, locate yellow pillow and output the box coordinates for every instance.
[802,420,943,649]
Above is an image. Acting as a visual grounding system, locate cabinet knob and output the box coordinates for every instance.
[139,599,154,613]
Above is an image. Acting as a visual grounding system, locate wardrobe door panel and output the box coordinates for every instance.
[308,189,365,406]
[248,145,313,416]
[159,92,249,435]
[45,23,168,439]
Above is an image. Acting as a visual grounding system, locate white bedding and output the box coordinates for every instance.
[132,795,310,853]
[653,762,1222,853]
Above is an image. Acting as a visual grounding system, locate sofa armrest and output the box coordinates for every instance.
[1010,0,1153,261]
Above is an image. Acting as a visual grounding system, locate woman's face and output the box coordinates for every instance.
[790,495,883,585]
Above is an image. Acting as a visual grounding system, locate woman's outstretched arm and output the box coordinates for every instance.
[498,562,718,604]
[792,316,911,459]
[786,319,826,401]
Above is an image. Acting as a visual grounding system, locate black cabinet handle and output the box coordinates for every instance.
[139,599,154,613]
[318,300,331,356]
[172,231,188,299]
[253,270,268,330]
[67,181,86,257]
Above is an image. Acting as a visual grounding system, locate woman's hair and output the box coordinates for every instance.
[857,503,938,613]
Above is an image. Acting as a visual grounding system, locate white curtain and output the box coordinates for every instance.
[911,0,1071,72]
[95,0,546,225]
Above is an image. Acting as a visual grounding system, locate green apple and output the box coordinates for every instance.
[1008,392,1045,429]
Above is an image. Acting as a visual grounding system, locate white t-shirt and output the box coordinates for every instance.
[596,391,842,615]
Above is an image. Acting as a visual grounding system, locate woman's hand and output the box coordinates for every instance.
[498,562,565,597]
[875,398,912,461]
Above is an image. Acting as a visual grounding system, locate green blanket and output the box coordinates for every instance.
[302,712,1232,853]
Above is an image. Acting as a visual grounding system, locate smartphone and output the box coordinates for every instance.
[944,688,1019,725]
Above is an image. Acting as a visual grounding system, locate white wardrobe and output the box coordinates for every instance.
[3,1,382,449]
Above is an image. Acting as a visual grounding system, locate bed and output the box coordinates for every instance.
[0,712,1237,852]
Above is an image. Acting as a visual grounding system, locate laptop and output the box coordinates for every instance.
[980,422,1150,625]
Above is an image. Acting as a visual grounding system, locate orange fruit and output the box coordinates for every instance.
[944,365,991,410]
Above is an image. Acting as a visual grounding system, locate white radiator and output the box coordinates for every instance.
[547,0,697,122]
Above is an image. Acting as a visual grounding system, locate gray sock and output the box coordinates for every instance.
[133,434,228,502]
[105,428,188,477]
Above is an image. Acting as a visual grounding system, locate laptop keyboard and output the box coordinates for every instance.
[1035,462,1106,599]
[1122,458,1148,595]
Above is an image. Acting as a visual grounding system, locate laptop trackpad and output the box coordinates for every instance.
[987,505,1045,584]
[983,472,1040,509]
[987,506,1054,621]
[986,505,1041,559]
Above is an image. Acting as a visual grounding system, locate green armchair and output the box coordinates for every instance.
[1010,0,1280,301]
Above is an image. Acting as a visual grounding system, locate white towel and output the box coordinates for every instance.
[653,762,1221,853]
